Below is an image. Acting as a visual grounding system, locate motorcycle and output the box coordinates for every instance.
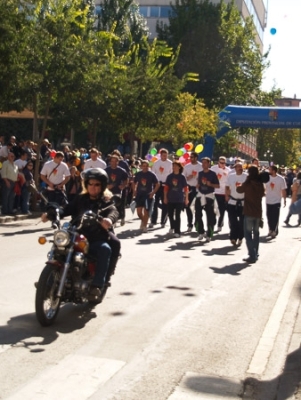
[35,198,119,327]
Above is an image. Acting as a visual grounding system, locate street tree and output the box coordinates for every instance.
[157,0,269,110]
[0,0,30,112]
[96,0,149,51]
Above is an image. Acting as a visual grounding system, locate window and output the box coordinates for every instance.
[139,6,148,17]
[160,6,172,18]
[150,7,159,17]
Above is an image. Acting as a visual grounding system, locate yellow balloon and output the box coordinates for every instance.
[195,144,204,153]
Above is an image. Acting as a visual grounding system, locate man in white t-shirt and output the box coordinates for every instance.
[14,150,28,170]
[225,162,248,246]
[183,151,203,232]
[150,148,172,228]
[211,156,231,232]
[84,148,106,170]
[40,151,71,205]
[265,165,287,238]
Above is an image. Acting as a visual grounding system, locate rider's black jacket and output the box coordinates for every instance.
[61,193,119,242]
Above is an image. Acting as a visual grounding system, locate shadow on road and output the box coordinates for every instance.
[209,263,251,276]
[178,343,301,399]
[202,245,240,256]
[0,303,97,353]
[0,227,52,237]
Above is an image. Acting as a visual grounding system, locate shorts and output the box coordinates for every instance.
[135,193,153,210]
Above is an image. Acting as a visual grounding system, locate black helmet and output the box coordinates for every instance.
[81,168,108,191]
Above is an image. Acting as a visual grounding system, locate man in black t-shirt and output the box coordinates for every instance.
[105,155,129,225]
[195,157,220,242]
[132,160,159,232]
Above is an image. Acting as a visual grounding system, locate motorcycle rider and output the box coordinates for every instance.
[42,168,120,303]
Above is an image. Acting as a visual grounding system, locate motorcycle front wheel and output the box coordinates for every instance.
[35,264,62,326]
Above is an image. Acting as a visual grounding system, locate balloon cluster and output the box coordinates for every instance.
[145,142,204,166]
[174,142,204,165]
[145,148,160,166]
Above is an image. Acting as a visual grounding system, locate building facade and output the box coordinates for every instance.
[138,0,267,52]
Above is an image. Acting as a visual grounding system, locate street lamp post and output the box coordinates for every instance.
[264,149,274,165]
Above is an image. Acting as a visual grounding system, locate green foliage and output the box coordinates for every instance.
[96,0,149,51]
[157,0,270,110]
[0,0,30,111]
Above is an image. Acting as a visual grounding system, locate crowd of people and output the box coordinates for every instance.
[0,135,300,265]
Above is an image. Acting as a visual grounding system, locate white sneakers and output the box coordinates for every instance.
[198,233,211,242]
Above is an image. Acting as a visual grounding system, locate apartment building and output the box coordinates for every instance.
[138,0,267,52]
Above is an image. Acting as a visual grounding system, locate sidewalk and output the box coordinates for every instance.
[276,297,301,400]
[0,211,41,224]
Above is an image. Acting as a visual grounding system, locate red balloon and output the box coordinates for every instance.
[183,152,190,159]
[50,150,56,158]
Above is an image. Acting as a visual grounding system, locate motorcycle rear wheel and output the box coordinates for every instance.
[35,265,62,326]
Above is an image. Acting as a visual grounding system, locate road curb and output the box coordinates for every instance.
[276,299,301,399]
[0,212,41,224]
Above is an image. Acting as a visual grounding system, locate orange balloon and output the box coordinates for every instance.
[75,158,81,166]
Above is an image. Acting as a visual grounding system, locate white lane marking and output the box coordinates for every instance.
[247,245,301,375]
[7,355,125,400]
[168,372,242,399]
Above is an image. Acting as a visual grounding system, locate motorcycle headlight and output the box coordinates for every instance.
[54,230,70,247]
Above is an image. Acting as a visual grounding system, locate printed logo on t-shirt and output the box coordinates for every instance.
[172,178,178,187]
[141,178,147,186]
[270,182,275,190]
[217,173,222,180]
[110,174,116,182]
[192,170,197,176]
[159,167,164,174]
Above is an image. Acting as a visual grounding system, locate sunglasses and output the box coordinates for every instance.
[88,183,101,187]
[219,161,225,164]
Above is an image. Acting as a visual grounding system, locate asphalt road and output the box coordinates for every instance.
[1,205,301,400]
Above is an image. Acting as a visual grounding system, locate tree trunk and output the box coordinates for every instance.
[32,89,52,210]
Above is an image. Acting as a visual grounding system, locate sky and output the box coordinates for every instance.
[261,0,301,98]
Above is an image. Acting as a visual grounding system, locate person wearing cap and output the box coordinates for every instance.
[211,156,231,232]
[183,151,203,232]
[195,157,220,242]
[225,162,247,246]
[150,148,173,228]
[84,148,107,170]
[132,160,160,233]
[40,139,51,161]
[164,160,189,238]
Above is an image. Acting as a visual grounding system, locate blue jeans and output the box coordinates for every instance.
[244,216,260,261]
[89,241,112,287]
